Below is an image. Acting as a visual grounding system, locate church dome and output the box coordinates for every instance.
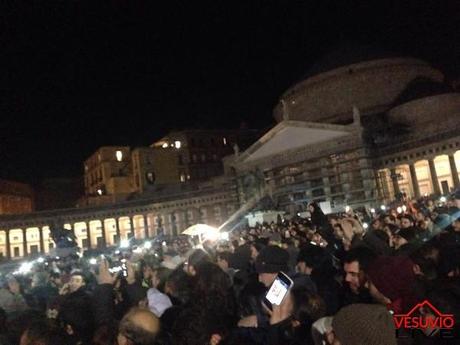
[274,45,444,124]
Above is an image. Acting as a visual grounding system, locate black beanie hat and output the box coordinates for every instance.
[255,245,289,273]
[333,304,397,345]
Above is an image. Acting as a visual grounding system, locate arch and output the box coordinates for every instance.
[89,220,103,248]
[434,155,453,194]
[118,217,132,240]
[394,164,413,198]
[103,218,118,246]
[414,160,433,196]
[74,222,89,250]
[0,230,8,259]
[41,226,52,254]
[9,229,24,258]
[132,215,146,240]
[25,227,41,256]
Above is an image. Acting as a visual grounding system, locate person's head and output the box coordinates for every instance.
[328,304,396,345]
[216,251,232,271]
[68,271,86,293]
[49,272,62,287]
[296,245,328,275]
[164,268,193,305]
[383,214,396,225]
[59,291,95,344]
[371,218,382,231]
[332,223,344,240]
[20,320,67,345]
[399,215,414,229]
[255,245,289,287]
[250,242,265,261]
[151,267,171,292]
[290,286,326,329]
[365,256,416,313]
[141,262,154,281]
[453,214,460,232]
[117,308,160,345]
[185,249,211,276]
[393,227,417,250]
[343,247,377,294]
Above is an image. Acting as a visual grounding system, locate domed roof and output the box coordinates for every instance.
[302,42,400,80]
[392,77,452,107]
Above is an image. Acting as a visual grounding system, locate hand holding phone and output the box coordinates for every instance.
[263,271,293,311]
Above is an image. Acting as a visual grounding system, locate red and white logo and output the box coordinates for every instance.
[393,300,456,339]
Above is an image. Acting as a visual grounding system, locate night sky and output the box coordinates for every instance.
[2,1,459,184]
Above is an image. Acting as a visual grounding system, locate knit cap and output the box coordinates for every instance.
[365,256,415,303]
[332,304,397,345]
[255,245,289,273]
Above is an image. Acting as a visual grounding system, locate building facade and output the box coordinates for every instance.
[228,56,460,214]
[0,179,34,215]
[0,178,238,259]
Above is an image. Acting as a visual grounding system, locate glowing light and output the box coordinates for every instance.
[19,262,33,274]
[55,256,60,260]
[345,206,351,213]
[380,205,386,211]
[37,257,45,263]
[116,150,123,162]
[397,207,403,214]
[223,137,227,145]
[424,193,428,197]
[162,241,167,246]
[144,241,152,249]
[133,247,142,254]
[402,205,407,212]
[162,143,168,148]
[363,223,369,229]
[97,189,103,196]
[370,208,376,213]
[174,141,181,149]
[440,196,447,203]
[89,258,97,265]
[220,232,229,241]
[120,239,130,248]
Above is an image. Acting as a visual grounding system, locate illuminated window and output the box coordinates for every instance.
[180,174,186,182]
[116,150,123,162]
[174,141,181,149]
[223,137,227,145]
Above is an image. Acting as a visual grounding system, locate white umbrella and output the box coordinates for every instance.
[182,224,219,242]
[182,224,217,236]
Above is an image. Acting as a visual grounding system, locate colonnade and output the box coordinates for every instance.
[378,151,460,201]
[0,202,233,259]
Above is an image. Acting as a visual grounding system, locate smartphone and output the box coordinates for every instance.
[120,259,128,277]
[263,271,293,310]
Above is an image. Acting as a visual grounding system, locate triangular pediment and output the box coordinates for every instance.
[240,121,353,163]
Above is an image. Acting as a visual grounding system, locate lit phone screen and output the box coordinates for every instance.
[266,277,289,305]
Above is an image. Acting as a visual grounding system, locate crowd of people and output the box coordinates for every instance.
[0,192,459,345]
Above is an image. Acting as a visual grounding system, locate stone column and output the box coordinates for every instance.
[428,159,441,195]
[143,215,149,239]
[390,168,400,196]
[409,163,421,199]
[128,216,134,239]
[5,230,11,260]
[448,153,460,187]
[100,220,107,248]
[22,229,28,257]
[39,227,45,254]
[85,221,92,249]
[115,218,121,244]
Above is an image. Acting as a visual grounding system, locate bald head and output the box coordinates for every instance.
[118,308,160,345]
